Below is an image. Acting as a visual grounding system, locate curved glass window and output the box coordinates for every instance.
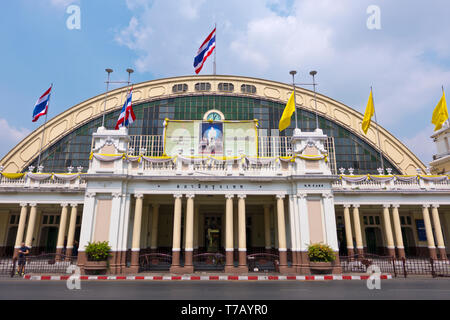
[172,84,188,93]
[195,82,211,92]
[218,83,234,92]
[29,95,400,175]
[241,84,256,94]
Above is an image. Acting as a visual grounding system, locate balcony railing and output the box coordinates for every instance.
[127,135,337,175]
[0,172,86,190]
[332,174,450,191]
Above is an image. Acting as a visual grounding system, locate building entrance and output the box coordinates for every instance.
[204,215,222,252]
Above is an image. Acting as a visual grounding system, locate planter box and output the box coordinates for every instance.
[309,261,334,274]
[84,260,108,271]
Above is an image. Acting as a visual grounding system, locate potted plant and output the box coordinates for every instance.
[307,243,336,274]
[84,241,111,273]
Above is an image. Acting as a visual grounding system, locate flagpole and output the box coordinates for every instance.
[37,83,53,170]
[371,86,385,173]
[290,71,298,130]
[213,23,217,76]
[102,69,113,128]
[126,68,134,129]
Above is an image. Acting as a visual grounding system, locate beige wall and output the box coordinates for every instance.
[307,200,324,244]
[93,199,112,242]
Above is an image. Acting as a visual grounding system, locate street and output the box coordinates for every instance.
[0,278,449,300]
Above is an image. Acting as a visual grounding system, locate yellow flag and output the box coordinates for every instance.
[279,91,296,131]
[431,90,449,131]
[362,89,375,135]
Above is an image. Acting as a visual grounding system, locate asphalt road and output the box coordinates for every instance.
[0,278,449,300]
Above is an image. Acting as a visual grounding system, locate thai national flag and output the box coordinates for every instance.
[115,88,136,130]
[193,28,216,74]
[32,85,52,122]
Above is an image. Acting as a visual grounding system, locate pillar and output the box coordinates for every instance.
[352,205,364,256]
[183,194,195,272]
[150,204,159,252]
[170,194,183,273]
[225,195,234,272]
[131,194,144,272]
[237,194,247,273]
[66,204,78,258]
[431,205,447,260]
[382,205,395,257]
[264,204,271,253]
[56,204,69,260]
[14,203,28,258]
[276,195,288,273]
[24,204,37,249]
[392,204,405,259]
[422,205,437,259]
[343,204,354,256]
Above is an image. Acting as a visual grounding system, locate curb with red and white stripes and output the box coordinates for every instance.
[23,274,392,281]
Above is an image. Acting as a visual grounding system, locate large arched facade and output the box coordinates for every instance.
[0,75,425,174]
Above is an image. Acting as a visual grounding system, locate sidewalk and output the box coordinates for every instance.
[22,273,393,281]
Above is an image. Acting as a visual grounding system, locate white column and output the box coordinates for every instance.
[78,192,96,252]
[131,194,144,252]
[25,203,37,248]
[352,204,364,255]
[14,203,28,249]
[66,204,78,255]
[322,193,339,252]
[382,204,395,257]
[431,204,447,259]
[56,204,69,253]
[343,204,354,255]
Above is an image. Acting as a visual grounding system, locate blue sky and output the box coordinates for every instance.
[0,0,449,165]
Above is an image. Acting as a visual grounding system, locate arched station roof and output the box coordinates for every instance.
[0,75,425,174]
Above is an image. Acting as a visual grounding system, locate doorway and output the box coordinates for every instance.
[402,227,416,257]
[365,227,383,255]
[39,227,58,253]
[204,215,222,252]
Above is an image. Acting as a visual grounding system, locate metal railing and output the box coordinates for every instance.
[340,254,450,278]
[193,253,226,271]
[139,253,172,272]
[1,254,77,277]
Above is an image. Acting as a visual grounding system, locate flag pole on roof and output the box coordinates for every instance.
[193,27,216,75]
[33,84,53,170]
[213,22,216,76]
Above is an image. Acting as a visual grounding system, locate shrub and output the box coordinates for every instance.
[85,241,111,261]
[307,243,336,262]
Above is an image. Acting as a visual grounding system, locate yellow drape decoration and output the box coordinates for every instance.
[1,173,25,179]
[432,90,449,131]
[362,89,375,135]
[279,91,296,132]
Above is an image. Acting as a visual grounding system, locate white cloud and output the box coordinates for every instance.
[0,119,31,160]
[115,0,450,165]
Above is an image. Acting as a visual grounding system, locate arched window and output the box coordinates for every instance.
[218,83,234,92]
[195,82,211,92]
[172,83,188,93]
[241,84,256,94]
